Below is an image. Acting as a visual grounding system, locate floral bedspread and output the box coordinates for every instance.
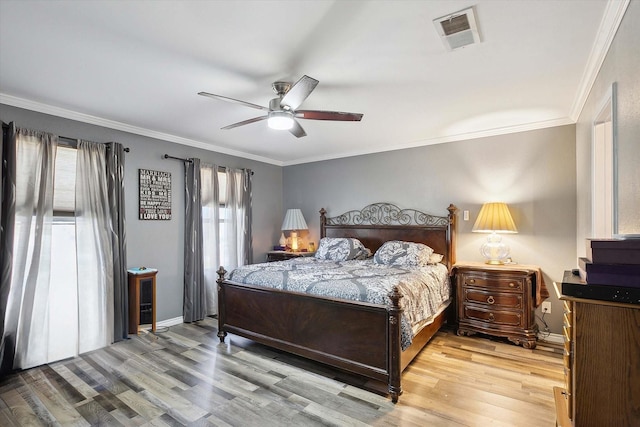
[228,257,451,350]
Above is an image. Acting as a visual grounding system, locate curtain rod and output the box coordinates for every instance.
[2,122,129,152]
[163,153,254,175]
[163,154,192,163]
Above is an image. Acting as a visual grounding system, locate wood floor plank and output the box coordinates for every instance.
[47,364,98,402]
[115,389,165,421]
[1,387,46,426]
[20,369,87,426]
[75,399,123,426]
[0,320,563,426]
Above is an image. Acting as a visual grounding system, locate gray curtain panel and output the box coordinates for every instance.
[184,158,206,323]
[106,142,128,341]
[242,169,253,265]
[0,122,17,375]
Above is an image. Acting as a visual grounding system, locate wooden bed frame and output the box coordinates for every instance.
[216,203,458,402]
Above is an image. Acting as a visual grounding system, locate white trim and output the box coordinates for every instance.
[283,117,574,166]
[538,332,564,345]
[156,316,184,328]
[592,83,616,238]
[570,0,630,121]
[0,93,284,166]
[3,92,577,167]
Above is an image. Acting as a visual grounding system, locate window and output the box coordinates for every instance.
[49,144,79,361]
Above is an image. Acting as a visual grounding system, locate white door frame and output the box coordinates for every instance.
[592,83,617,238]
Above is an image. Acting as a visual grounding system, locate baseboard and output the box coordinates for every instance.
[538,332,563,345]
[156,316,184,328]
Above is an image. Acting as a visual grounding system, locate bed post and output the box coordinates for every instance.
[388,285,404,403]
[447,204,458,267]
[319,207,327,238]
[216,266,228,343]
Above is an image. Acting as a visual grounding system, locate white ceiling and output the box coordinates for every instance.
[0,1,627,166]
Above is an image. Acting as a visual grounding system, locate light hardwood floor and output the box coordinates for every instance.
[0,318,563,426]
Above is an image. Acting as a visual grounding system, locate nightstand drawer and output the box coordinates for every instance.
[462,275,523,292]
[463,306,523,327]
[463,289,522,309]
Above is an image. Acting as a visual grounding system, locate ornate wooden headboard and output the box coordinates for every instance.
[320,203,458,270]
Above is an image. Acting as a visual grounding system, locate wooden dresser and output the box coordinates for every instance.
[453,263,548,349]
[553,277,640,426]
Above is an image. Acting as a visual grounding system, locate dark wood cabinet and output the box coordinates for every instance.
[453,263,541,349]
[553,279,640,427]
[128,269,157,334]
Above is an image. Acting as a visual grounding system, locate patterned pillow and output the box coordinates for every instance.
[427,253,444,264]
[314,237,369,261]
[373,240,434,267]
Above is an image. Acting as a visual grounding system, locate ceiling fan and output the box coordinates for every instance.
[198,75,363,138]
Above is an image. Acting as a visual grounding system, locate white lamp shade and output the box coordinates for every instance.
[281,209,308,231]
[472,202,518,233]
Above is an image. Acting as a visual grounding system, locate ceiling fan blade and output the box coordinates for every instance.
[289,119,307,138]
[198,92,269,111]
[221,116,268,130]
[295,110,363,121]
[280,75,319,110]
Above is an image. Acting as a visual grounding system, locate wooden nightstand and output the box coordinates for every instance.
[266,251,315,262]
[453,262,548,349]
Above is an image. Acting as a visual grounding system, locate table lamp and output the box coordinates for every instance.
[281,209,308,252]
[472,202,518,265]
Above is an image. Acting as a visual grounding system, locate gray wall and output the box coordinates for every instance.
[284,125,577,333]
[1,104,284,322]
[576,1,640,245]
[6,3,636,335]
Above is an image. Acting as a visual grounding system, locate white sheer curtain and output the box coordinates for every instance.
[3,129,57,369]
[1,133,115,371]
[76,140,114,353]
[201,164,220,316]
[201,165,252,315]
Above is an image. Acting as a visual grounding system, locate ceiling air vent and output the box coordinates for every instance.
[433,7,481,51]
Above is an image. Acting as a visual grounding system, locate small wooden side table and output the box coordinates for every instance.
[452,262,548,348]
[127,268,157,334]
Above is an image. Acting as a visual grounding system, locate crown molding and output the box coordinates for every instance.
[283,116,574,166]
[569,0,630,121]
[0,93,284,166]
[4,92,574,167]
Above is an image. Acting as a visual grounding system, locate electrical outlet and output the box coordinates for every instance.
[463,210,469,221]
[542,301,551,314]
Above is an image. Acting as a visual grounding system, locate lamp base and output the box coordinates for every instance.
[480,232,510,265]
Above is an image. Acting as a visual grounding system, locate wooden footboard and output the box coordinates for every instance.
[216,267,407,401]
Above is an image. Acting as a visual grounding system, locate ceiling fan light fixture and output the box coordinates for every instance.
[268,110,294,130]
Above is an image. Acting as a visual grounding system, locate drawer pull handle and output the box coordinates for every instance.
[487,296,495,304]
[509,282,515,288]
[488,313,495,322]
[468,279,475,284]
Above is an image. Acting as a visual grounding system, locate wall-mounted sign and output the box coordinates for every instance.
[139,169,172,220]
